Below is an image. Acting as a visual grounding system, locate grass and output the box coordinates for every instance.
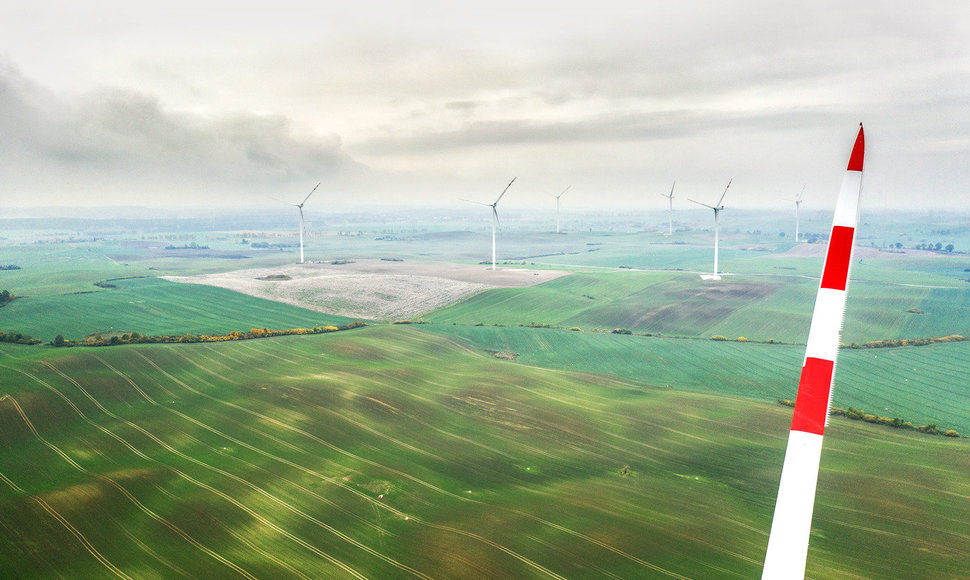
[425,270,970,344]
[0,277,359,341]
[423,324,970,434]
[1,326,967,578]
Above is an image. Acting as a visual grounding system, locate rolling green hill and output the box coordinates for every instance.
[425,271,970,344]
[424,324,970,434]
[1,326,967,579]
[0,277,358,341]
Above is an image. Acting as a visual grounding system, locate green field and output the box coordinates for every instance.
[425,271,970,344]
[4,213,970,578]
[0,277,358,341]
[1,326,967,578]
[423,324,970,434]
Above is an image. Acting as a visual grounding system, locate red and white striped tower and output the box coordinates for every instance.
[762,124,865,579]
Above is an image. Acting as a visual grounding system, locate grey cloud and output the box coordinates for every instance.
[358,107,839,154]
[1,62,367,203]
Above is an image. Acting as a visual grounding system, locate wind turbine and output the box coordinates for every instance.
[794,186,805,242]
[689,179,732,280]
[660,180,676,236]
[464,177,515,270]
[554,186,570,234]
[292,182,319,264]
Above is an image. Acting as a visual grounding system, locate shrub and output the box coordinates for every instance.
[737,336,748,342]
[611,328,632,335]
[710,335,728,341]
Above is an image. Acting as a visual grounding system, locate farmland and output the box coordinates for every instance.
[3,209,970,578]
[425,270,970,345]
[423,324,970,434]
[2,327,968,579]
[0,276,357,342]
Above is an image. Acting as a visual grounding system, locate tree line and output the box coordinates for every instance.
[777,399,960,438]
[0,330,42,345]
[844,334,967,349]
[50,321,366,348]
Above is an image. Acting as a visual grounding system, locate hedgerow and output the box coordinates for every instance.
[48,321,367,348]
[777,399,961,438]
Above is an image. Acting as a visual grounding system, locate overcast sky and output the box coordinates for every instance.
[2,1,968,213]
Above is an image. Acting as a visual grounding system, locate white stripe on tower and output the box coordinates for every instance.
[762,124,864,579]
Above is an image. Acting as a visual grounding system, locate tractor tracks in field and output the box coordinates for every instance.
[168,339,715,577]
[13,361,369,579]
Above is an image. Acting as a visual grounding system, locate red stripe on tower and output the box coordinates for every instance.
[819,226,855,290]
[790,357,835,435]
[846,124,865,172]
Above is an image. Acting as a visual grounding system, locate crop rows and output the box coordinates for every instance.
[1,277,355,341]
[3,327,967,578]
[426,325,970,433]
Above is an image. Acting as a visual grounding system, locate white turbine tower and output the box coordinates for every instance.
[465,177,515,270]
[554,186,570,234]
[660,180,676,236]
[794,186,805,243]
[292,182,319,264]
[689,179,732,280]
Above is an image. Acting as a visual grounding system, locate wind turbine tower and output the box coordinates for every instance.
[465,178,515,270]
[554,186,570,234]
[794,186,805,242]
[689,179,732,280]
[660,181,676,236]
[292,182,319,264]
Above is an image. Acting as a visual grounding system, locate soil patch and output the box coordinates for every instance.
[164,260,568,321]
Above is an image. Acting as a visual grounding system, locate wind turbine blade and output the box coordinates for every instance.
[716,178,732,207]
[669,180,676,199]
[492,206,501,228]
[688,198,715,210]
[762,124,865,578]
[494,177,516,205]
[555,186,571,199]
[301,182,321,206]
[797,185,806,202]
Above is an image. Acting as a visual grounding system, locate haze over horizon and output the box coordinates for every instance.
[2,1,968,213]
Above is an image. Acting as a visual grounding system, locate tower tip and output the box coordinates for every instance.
[846,124,865,172]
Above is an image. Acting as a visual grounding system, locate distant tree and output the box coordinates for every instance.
[894,242,903,249]
[935,242,943,251]
[946,244,954,252]
[52,334,66,347]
